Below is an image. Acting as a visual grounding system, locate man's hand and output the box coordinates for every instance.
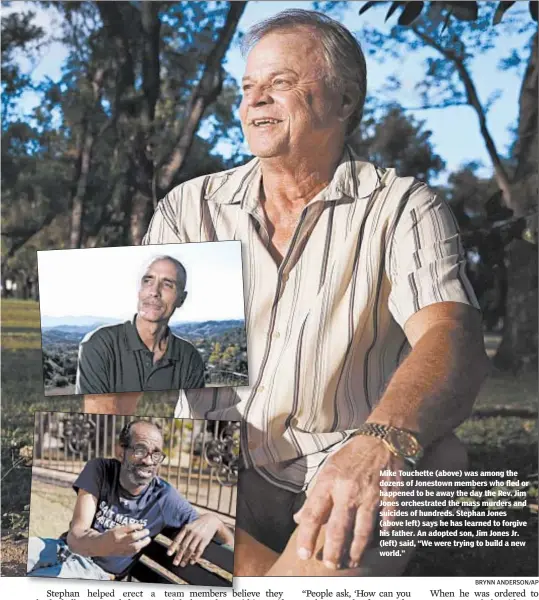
[167,514,223,567]
[293,435,407,570]
[100,523,152,556]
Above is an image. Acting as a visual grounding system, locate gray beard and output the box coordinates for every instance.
[121,456,156,490]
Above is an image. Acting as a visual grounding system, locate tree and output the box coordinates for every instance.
[357,1,538,371]
[358,1,538,28]
[1,6,62,284]
[209,342,222,365]
[438,164,507,330]
[91,1,245,244]
[1,1,248,263]
[1,8,46,128]
[350,102,445,182]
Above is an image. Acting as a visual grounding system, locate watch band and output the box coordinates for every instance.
[350,422,423,466]
[352,422,394,440]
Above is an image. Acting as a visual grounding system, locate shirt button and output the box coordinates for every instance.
[257,386,265,393]
[248,441,258,450]
[273,331,280,339]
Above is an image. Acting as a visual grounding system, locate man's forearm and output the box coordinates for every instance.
[368,320,490,448]
[67,527,110,557]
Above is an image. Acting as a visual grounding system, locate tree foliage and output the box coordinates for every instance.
[1,0,449,294]
[2,0,248,278]
[356,0,538,369]
[1,7,46,126]
[350,102,445,182]
[359,1,538,27]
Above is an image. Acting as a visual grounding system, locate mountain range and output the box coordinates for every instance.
[41,318,246,345]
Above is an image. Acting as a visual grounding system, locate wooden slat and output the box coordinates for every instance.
[140,539,231,587]
[200,542,234,573]
[129,561,171,584]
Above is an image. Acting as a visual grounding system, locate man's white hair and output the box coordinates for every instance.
[240,9,367,136]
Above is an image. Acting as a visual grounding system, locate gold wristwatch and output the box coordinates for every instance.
[351,423,424,468]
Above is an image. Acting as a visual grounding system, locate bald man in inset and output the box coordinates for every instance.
[27,420,233,580]
[76,256,205,398]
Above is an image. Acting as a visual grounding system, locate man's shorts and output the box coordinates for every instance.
[27,537,115,580]
[236,467,306,553]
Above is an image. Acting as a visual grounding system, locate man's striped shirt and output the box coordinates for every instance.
[143,147,479,492]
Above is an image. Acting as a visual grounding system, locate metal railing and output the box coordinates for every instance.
[206,365,249,387]
[33,412,238,518]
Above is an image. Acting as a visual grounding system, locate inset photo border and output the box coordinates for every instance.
[28,412,238,585]
[37,242,248,396]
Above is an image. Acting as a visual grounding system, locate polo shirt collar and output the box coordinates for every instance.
[203,145,382,209]
[125,316,147,352]
[125,315,182,361]
[164,331,185,361]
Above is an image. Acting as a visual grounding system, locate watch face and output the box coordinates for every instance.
[386,429,421,458]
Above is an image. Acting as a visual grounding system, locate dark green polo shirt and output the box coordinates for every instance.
[75,317,205,394]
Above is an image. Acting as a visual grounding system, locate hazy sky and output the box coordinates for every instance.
[37,241,246,323]
[6,1,533,184]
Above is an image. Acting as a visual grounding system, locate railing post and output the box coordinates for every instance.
[37,412,44,461]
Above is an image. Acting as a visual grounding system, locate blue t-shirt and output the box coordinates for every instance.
[73,458,198,575]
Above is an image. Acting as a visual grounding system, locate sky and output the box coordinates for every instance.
[4,1,533,184]
[37,241,246,323]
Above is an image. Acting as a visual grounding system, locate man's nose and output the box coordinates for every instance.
[141,453,155,466]
[148,281,161,296]
[245,83,272,107]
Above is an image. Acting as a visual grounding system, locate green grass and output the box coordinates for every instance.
[1,298,41,329]
[2,299,43,350]
[2,331,42,350]
[474,368,538,411]
[458,370,538,476]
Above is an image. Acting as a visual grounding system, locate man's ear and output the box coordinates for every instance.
[338,83,358,124]
[175,290,187,309]
[117,444,125,461]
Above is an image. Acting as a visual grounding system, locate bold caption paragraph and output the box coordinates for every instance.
[378,469,531,557]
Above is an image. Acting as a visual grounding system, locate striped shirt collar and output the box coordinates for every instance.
[204,145,382,210]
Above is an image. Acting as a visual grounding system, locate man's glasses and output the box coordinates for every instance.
[127,444,166,464]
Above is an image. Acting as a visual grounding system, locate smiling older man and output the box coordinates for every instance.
[84,10,489,576]
[76,255,205,395]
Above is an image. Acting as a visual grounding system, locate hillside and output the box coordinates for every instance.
[42,319,248,392]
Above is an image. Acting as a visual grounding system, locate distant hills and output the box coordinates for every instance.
[41,316,120,328]
[171,320,246,339]
[41,318,246,345]
[42,317,248,393]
